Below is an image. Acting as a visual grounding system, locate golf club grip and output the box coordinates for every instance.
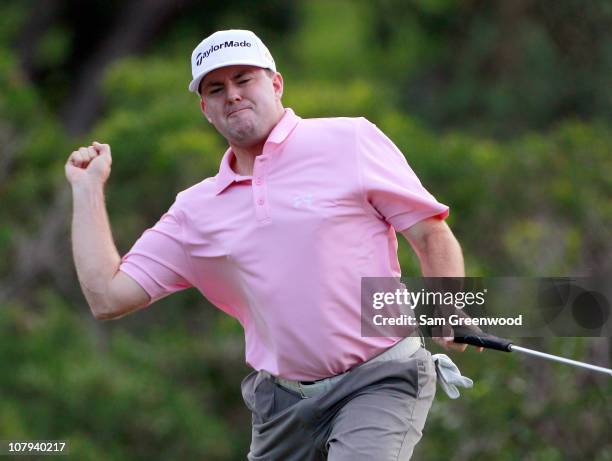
[454,334,513,352]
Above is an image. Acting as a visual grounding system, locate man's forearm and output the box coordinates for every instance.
[416,227,465,277]
[71,182,121,316]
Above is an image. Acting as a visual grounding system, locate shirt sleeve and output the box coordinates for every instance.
[356,117,449,231]
[119,204,193,305]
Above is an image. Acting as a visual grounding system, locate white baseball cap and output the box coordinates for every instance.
[188,29,276,94]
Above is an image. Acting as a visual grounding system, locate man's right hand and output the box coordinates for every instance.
[65,141,112,186]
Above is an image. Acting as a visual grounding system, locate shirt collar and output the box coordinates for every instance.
[265,107,300,145]
[214,108,300,195]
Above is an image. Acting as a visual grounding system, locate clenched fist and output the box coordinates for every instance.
[65,141,112,186]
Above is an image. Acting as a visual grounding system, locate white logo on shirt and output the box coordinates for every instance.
[293,193,313,208]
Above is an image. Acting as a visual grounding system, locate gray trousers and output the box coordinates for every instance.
[241,347,437,460]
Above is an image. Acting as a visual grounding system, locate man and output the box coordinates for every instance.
[65,29,477,460]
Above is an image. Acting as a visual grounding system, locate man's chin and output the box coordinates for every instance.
[226,125,261,146]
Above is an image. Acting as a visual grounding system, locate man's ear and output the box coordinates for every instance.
[200,97,212,123]
[272,72,284,100]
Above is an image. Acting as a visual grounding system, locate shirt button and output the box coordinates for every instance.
[255,178,262,185]
[257,198,264,206]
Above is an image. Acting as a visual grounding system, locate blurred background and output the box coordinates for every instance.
[0,0,610,459]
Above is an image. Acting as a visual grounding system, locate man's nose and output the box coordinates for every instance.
[226,82,242,102]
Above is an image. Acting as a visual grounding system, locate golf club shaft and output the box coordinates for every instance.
[454,334,612,376]
[510,344,612,376]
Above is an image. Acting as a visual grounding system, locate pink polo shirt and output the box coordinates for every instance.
[119,108,449,380]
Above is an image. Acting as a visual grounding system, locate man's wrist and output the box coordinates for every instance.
[71,180,105,195]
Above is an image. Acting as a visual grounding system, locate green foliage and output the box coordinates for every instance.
[417,336,612,460]
[0,296,249,460]
[1,1,611,460]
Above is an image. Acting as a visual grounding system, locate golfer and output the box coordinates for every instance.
[66,29,476,460]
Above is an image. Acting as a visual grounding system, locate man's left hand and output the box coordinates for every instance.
[432,336,484,353]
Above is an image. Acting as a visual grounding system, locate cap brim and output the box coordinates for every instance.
[188,60,275,93]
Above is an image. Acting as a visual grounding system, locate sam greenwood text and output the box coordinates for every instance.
[372,314,524,327]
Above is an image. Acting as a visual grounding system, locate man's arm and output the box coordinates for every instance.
[401,217,480,352]
[66,142,150,320]
[400,217,464,277]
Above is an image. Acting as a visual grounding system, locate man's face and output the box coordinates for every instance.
[199,65,284,148]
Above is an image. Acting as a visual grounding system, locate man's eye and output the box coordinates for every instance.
[209,88,222,94]
[238,79,251,84]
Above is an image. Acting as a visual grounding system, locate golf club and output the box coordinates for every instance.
[454,333,612,377]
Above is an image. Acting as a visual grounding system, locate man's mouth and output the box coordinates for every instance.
[227,107,251,117]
